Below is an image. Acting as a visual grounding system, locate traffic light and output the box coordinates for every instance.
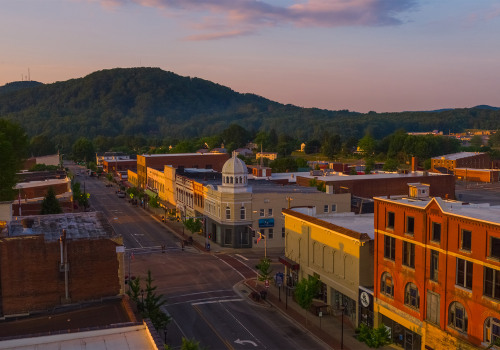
[208,233,212,239]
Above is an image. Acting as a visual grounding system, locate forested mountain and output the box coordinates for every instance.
[0,81,42,95]
[0,67,499,153]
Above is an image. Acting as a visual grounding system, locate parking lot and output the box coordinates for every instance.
[455,180,500,206]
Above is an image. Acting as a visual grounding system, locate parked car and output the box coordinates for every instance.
[117,191,126,198]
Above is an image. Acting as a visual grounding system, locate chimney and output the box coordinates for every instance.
[411,157,417,172]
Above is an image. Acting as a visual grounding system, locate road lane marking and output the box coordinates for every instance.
[235,254,249,261]
[234,339,257,347]
[191,298,243,305]
[192,304,234,350]
[171,289,233,298]
[216,256,245,279]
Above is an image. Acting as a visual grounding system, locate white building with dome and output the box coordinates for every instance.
[201,152,352,249]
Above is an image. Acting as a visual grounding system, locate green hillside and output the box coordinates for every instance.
[0,67,499,152]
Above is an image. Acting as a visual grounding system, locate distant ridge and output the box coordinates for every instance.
[472,105,500,111]
[0,81,43,95]
[0,67,499,147]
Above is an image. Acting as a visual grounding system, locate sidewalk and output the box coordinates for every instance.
[147,213,381,350]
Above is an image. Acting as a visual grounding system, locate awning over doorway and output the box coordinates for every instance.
[279,256,300,270]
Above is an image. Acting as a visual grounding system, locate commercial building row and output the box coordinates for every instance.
[280,183,500,349]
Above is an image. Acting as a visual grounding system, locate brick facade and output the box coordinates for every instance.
[0,213,124,317]
[296,173,455,200]
[373,196,500,349]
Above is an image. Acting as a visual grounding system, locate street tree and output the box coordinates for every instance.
[257,257,273,283]
[143,270,170,329]
[294,276,320,325]
[40,187,62,214]
[183,218,203,235]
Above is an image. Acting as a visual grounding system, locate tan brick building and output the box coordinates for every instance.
[431,152,491,173]
[136,153,229,189]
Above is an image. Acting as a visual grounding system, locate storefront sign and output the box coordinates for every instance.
[258,218,274,228]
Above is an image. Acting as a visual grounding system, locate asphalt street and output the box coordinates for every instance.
[68,163,330,350]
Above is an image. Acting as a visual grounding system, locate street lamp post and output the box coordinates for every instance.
[340,304,345,350]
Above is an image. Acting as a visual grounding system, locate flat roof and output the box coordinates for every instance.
[299,171,447,182]
[431,152,485,160]
[140,152,226,157]
[283,209,372,241]
[15,178,69,190]
[0,325,156,350]
[376,196,500,225]
[319,213,375,239]
[7,212,119,242]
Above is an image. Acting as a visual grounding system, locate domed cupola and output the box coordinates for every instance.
[222,151,248,189]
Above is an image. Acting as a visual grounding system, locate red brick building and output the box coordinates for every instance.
[373,184,500,349]
[12,177,73,216]
[0,212,124,316]
[296,172,455,200]
[102,159,137,173]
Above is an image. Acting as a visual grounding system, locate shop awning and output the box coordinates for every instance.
[279,256,300,270]
[144,189,158,198]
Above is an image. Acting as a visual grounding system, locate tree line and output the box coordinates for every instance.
[2,67,500,158]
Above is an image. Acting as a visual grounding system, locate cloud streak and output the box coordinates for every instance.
[92,0,419,40]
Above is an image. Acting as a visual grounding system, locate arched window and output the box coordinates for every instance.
[230,177,233,184]
[449,302,468,333]
[404,282,420,309]
[235,177,239,184]
[380,272,394,298]
[484,317,500,346]
[226,207,231,219]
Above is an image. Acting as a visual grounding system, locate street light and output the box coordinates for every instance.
[340,304,345,350]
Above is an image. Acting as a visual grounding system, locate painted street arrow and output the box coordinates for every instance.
[234,339,257,347]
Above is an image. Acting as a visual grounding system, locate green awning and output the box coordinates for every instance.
[144,189,158,198]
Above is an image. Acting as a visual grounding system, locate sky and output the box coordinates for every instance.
[1,0,499,113]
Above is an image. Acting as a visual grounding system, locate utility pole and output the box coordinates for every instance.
[286,196,293,209]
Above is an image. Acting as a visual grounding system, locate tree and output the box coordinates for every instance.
[40,187,62,214]
[294,276,320,325]
[269,157,298,172]
[183,218,203,235]
[143,270,170,329]
[365,158,375,174]
[220,124,250,150]
[383,158,399,172]
[304,139,321,154]
[257,257,273,283]
[29,134,56,157]
[321,134,341,159]
[470,134,484,149]
[356,323,392,348]
[72,137,95,163]
[358,134,376,156]
[72,182,89,209]
[0,119,29,200]
[149,195,160,208]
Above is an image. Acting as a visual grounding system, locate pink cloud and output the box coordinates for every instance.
[91,0,419,39]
